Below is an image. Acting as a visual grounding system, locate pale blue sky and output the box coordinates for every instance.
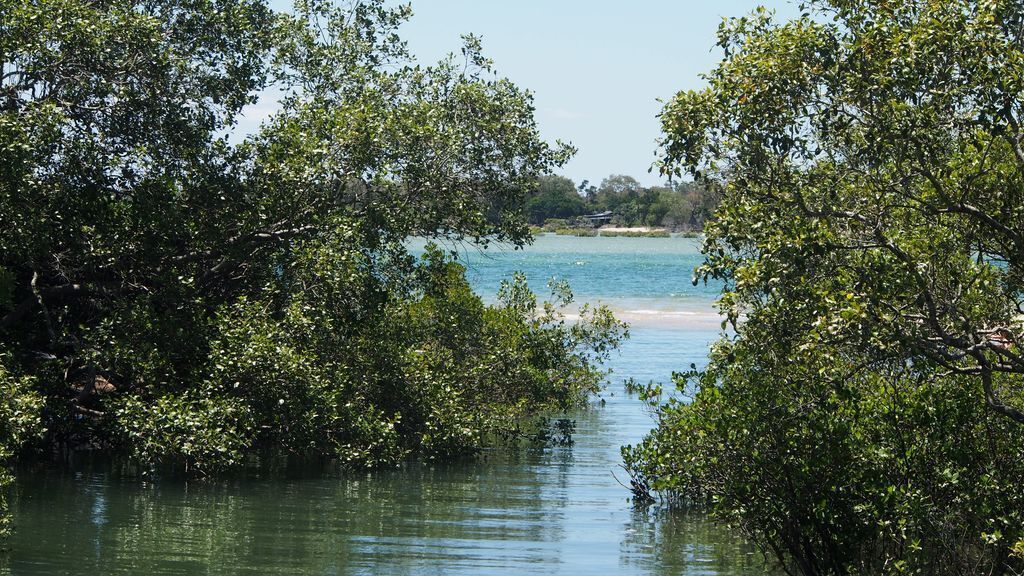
[398,1,796,186]
[248,1,796,186]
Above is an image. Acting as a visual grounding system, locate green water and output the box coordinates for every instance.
[4,235,765,575]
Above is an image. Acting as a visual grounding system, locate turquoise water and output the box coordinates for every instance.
[415,234,724,332]
[413,234,726,391]
[422,234,719,302]
[4,235,761,576]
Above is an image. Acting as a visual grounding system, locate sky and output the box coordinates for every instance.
[396,1,797,187]
[249,1,797,187]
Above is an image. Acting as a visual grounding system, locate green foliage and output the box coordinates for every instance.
[0,356,43,544]
[524,174,720,231]
[629,0,1024,573]
[554,227,598,237]
[111,391,253,475]
[0,0,621,542]
[589,176,719,230]
[0,268,12,312]
[95,248,625,473]
[525,175,586,224]
[626,339,1024,574]
[540,218,569,231]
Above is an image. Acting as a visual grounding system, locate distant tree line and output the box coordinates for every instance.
[524,174,720,230]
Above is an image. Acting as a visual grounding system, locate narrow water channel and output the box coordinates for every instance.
[4,235,766,575]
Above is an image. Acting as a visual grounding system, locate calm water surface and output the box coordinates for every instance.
[4,235,764,575]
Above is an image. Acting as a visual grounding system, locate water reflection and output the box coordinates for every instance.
[621,508,766,576]
[7,234,764,575]
[8,396,765,575]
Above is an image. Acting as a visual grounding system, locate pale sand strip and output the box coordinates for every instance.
[559,303,724,331]
[596,226,667,233]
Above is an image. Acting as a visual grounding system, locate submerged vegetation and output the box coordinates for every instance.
[0,0,625,542]
[626,0,1024,574]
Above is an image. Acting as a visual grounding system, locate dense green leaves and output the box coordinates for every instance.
[626,328,1024,574]
[0,0,622,544]
[525,175,586,224]
[0,356,42,544]
[628,0,1024,574]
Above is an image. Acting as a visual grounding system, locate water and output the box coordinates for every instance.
[4,235,764,575]
[418,234,723,328]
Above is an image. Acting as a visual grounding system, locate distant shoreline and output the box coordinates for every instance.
[535,227,702,238]
[598,226,663,233]
[561,302,722,330]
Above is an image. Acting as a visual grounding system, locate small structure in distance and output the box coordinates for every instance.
[581,211,613,227]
